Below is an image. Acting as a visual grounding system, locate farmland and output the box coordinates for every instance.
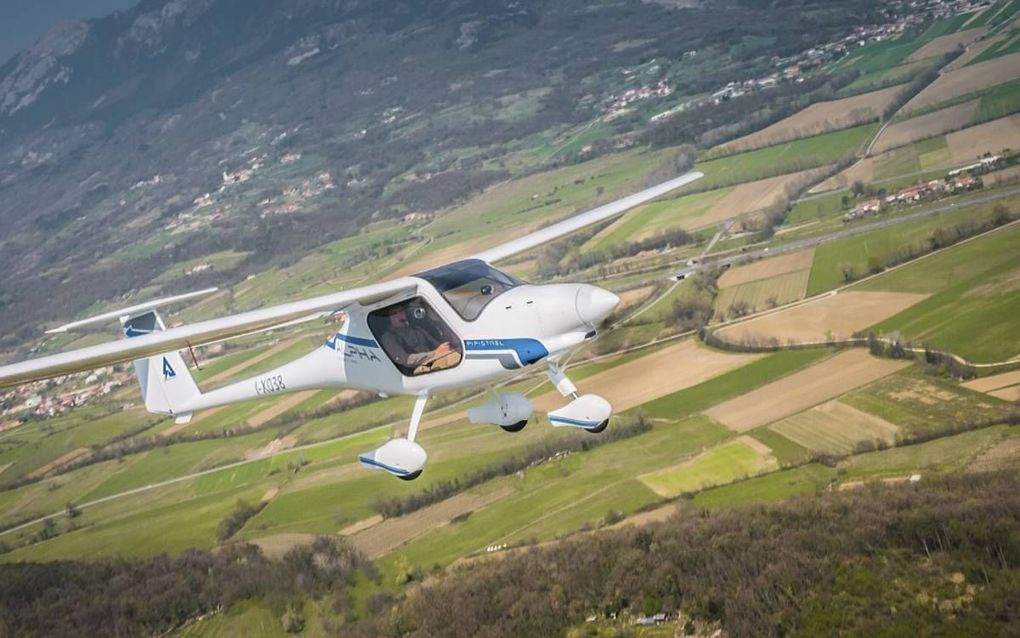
[704,350,911,431]
[904,51,1020,111]
[855,221,1020,361]
[715,85,904,154]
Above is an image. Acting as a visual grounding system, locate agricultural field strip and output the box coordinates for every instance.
[871,100,980,154]
[904,51,1020,111]
[945,113,1020,162]
[903,27,988,63]
[716,290,930,343]
[963,370,1020,393]
[704,350,912,432]
[715,85,906,154]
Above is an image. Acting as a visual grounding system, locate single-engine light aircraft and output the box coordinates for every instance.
[0,172,702,480]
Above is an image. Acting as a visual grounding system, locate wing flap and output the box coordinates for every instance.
[0,278,417,388]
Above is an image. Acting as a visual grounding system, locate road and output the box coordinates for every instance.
[673,186,1020,280]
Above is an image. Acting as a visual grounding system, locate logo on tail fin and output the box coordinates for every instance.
[162,357,176,380]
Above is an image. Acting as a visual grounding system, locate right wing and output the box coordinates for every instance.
[0,278,417,388]
[471,171,703,264]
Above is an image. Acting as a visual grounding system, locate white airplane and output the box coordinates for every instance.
[0,172,702,481]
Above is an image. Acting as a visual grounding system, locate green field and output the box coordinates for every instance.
[375,417,732,572]
[854,221,1020,361]
[805,194,1019,296]
[837,60,934,97]
[748,428,814,465]
[840,368,1014,438]
[695,124,879,187]
[693,463,836,510]
[784,192,849,226]
[639,439,779,497]
[837,424,1019,481]
[582,187,732,254]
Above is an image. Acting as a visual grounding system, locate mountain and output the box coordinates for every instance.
[0,0,884,347]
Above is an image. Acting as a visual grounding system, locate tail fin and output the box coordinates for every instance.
[123,310,202,423]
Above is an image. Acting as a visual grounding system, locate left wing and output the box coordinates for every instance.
[0,278,417,388]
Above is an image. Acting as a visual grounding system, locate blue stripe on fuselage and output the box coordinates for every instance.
[464,338,548,365]
[325,332,379,349]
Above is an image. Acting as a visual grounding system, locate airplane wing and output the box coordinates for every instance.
[0,171,702,388]
[0,278,417,388]
[471,171,703,264]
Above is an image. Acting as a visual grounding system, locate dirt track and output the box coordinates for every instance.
[716,291,927,344]
[705,349,911,431]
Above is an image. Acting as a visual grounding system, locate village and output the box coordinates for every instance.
[844,152,1011,220]
[0,366,132,429]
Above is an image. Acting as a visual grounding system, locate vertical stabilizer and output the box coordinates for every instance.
[123,311,201,421]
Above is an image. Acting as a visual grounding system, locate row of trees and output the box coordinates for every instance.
[372,417,652,519]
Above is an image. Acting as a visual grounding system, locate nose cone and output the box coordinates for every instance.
[576,285,620,327]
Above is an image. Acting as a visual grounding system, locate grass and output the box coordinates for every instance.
[635,349,830,420]
[382,417,732,571]
[694,124,879,184]
[837,424,1019,481]
[854,222,1020,361]
[748,428,815,465]
[785,192,849,226]
[837,60,935,97]
[841,368,1014,437]
[714,270,810,319]
[693,463,836,510]
[581,187,732,254]
[805,194,1018,296]
[768,402,897,455]
[638,439,779,497]
[0,406,159,482]
[970,29,1020,65]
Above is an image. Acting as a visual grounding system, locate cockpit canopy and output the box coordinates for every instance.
[415,259,523,321]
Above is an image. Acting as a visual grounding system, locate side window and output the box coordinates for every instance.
[367,298,463,377]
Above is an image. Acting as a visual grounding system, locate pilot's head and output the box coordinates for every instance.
[384,304,407,327]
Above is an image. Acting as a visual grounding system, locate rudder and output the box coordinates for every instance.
[123,311,201,422]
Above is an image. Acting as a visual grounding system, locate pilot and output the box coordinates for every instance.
[380,305,461,375]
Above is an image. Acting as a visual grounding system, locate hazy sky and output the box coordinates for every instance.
[0,0,139,65]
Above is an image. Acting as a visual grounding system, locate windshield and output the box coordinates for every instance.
[415,259,523,321]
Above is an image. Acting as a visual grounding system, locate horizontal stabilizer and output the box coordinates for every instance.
[46,288,220,334]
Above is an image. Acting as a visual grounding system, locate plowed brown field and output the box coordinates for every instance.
[705,350,911,431]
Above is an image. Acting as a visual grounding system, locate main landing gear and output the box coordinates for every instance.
[359,392,429,481]
[545,361,612,434]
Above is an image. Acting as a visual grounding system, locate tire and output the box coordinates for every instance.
[398,470,423,481]
[585,419,609,434]
[500,420,528,433]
